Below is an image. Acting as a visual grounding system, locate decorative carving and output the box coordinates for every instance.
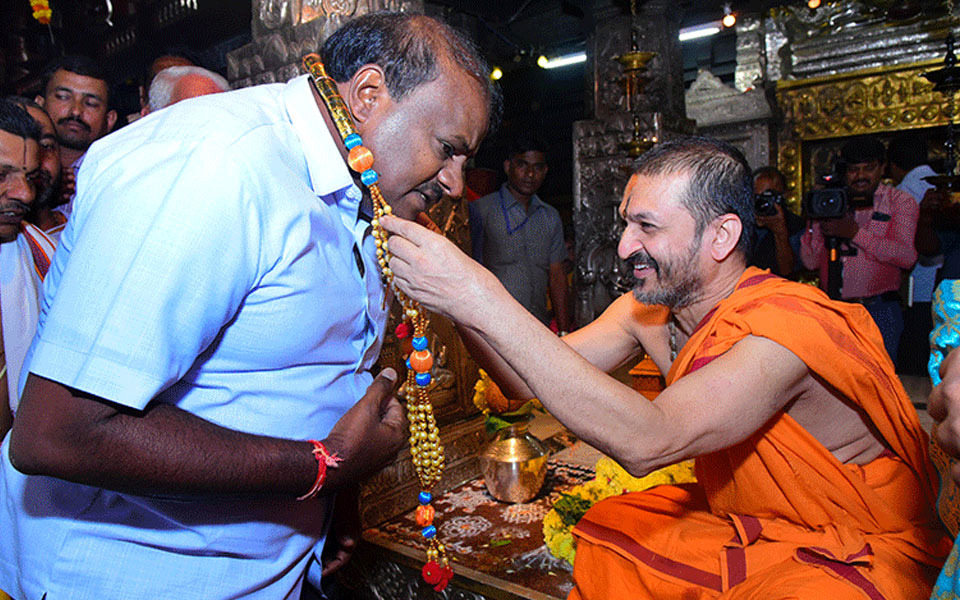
[685,69,772,128]
[763,5,956,81]
[776,60,951,209]
[258,0,297,31]
[573,5,688,324]
[346,547,494,600]
[231,0,424,87]
[734,15,764,93]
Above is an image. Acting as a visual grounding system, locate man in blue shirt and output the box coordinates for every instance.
[1,13,500,600]
[470,133,571,333]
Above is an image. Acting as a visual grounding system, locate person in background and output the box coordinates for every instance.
[469,132,572,334]
[143,66,230,115]
[751,166,803,277]
[0,99,56,440]
[888,134,938,375]
[5,97,69,239]
[34,55,116,220]
[800,136,918,364]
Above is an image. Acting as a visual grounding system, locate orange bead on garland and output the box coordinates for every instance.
[302,53,453,593]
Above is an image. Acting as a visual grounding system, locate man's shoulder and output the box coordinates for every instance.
[473,191,500,207]
[877,183,918,207]
[95,84,289,158]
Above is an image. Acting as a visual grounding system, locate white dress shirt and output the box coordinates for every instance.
[1,75,387,599]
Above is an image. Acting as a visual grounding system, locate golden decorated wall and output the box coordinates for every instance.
[776,59,952,211]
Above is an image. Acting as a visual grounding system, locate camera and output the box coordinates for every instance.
[804,173,848,219]
[755,190,784,217]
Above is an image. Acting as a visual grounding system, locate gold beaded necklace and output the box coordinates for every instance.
[302,54,453,592]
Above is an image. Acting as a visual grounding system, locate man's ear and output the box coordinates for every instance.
[709,214,742,262]
[344,64,390,126]
[503,158,511,176]
[106,110,118,133]
[35,95,45,108]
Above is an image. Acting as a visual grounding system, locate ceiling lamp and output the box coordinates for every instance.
[490,66,503,80]
[722,3,737,28]
[679,21,722,42]
[539,51,587,69]
[807,0,821,8]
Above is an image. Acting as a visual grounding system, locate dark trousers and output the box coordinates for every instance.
[863,298,904,366]
[898,301,933,376]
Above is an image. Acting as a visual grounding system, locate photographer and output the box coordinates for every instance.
[752,167,803,277]
[800,136,919,364]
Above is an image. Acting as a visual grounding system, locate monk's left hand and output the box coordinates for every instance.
[929,348,960,484]
[380,214,498,327]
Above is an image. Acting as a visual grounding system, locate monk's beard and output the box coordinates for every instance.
[628,242,703,309]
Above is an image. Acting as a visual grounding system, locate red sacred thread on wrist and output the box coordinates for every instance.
[297,440,343,501]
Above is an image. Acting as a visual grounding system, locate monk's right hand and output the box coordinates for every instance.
[379,214,499,327]
[322,368,408,490]
[930,348,960,484]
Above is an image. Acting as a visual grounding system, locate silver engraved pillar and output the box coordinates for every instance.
[573,1,690,326]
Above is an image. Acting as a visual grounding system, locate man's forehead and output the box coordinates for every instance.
[417,67,489,151]
[846,160,881,168]
[511,151,546,164]
[0,131,39,169]
[48,69,109,98]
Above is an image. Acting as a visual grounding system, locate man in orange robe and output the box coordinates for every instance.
[380,136,950,598]
[572,269,949,598]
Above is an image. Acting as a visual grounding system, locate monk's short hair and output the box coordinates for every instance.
[320,11,502,134]
[632,136,756,259]
[0,98,41,142]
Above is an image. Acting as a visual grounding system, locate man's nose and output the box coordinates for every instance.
[617,227,640,261]
[69,97,84,117]
[6,173,35,204]
[437,157,467,200]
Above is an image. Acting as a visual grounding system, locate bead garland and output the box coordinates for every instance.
[303,54,453,592]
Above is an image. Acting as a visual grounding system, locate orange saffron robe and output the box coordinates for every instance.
[570,268,951,599]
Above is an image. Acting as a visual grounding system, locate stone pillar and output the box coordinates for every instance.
[226,0,423,88]
[572,1,691,326]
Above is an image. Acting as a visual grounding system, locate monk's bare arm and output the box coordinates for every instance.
[382,217,807,474]
[457,294,807,475]
[454,280,660,400]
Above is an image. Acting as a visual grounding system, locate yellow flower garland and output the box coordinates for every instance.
[543,457,697,565]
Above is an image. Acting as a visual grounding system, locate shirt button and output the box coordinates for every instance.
[346,185,361,200]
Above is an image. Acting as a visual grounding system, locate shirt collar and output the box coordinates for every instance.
[500,183,544,211]
[281,75,354,198]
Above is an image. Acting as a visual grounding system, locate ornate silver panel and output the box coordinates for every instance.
[573,6,688,325]
[229,0,424,87]
[765,5,959,82]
